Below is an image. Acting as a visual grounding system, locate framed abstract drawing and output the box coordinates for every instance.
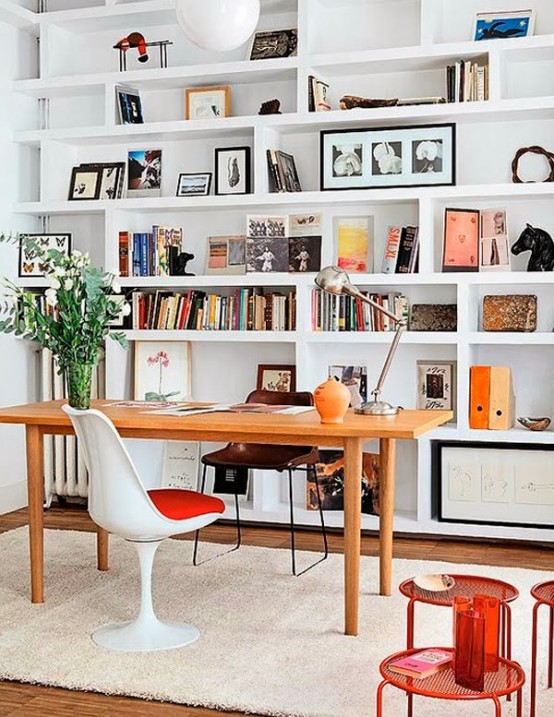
[442,207,480,272]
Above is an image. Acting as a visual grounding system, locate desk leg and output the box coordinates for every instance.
[26,425,44,604]
[379,438,396,596]
[97,527,109,571]
[344,437,363,636]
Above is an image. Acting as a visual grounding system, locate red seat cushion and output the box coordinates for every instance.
[148,489,225,521]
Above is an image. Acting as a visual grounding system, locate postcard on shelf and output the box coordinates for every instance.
[335,216,373,273]
[442,208,479,272]
[474,9,535,41]
[246,235,289,273]
[249,29,297,60]
[288,213,322,272]
[388,649,452,679]
[116,85,143,124]
[127,149,162,198]
[479,208,511,271]
[205,235,246,275]
[161,441,199,490]
[328,365,367,409]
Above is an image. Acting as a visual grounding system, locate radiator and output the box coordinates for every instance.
[40,348,105,505]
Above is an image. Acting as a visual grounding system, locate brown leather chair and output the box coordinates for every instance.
[193,389,328,575]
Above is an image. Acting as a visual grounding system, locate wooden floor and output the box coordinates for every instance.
[0,506,552,716]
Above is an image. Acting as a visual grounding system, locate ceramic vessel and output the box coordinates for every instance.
[517,416,551,431]
[314,377,351,424]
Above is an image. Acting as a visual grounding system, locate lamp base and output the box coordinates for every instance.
[354,400,402,416]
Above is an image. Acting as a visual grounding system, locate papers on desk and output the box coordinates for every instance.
[145,403,315,417]
[104,400,188,409]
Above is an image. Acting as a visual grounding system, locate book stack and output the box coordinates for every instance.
[311,290,408,332]
[446,56,489,102]
[381,225,419,274]
[266,150,302,192]
[130,288,296,331]
[119,226,183,277]
[388,649,452,679]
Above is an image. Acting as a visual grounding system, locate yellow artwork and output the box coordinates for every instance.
[336,217,370,273]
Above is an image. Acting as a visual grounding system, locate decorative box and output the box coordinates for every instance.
[482,295,537,332]
[410,304,457,332]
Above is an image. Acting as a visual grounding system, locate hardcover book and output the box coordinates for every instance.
[381,226,402,274]
[482,294,537,332]
[395,225,419,273]
[388,649,452,679]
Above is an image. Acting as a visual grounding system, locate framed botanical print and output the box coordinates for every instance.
[256,364,296,392]
[442,208,479,272]
[18,233,72,277]
[134,341,191,402]
[416,360,456,420]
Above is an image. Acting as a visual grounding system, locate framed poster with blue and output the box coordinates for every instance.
[474,10,535,41]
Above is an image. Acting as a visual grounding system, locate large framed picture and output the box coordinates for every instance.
[442,207,479,272]
[434,441,554,529]
[18,233,72,277]
[185,85,231,120]
[474,10,535,41]
[320,123,456,191]
[214,146,251,195]
[416,360,456,419]
[134,341,191,402]
[257,364,296,392]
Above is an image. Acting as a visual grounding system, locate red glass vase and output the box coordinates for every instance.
[454,609,485,691]
[474,594,500,672]
[452,596,472,668]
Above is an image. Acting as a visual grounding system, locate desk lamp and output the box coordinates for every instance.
[315,266,407,416]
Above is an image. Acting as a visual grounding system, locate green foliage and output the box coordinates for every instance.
[0,235,129,370]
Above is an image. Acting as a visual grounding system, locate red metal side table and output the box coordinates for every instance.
[530,580,554,717]
[377,647,525,717]
[399,575,519,658]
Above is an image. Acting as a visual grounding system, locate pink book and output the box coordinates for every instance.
[388,649,452,679]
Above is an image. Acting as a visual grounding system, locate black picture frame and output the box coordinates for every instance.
[319,123,456,191]
[214,146,251,195]
[18,233,72,278]
[176,172,212,197]
[249,29,298,60]
[432,440,554,529]
[68,166,102,201]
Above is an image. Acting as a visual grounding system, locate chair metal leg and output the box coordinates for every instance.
[193,464,241,567]
[287,465,328,577]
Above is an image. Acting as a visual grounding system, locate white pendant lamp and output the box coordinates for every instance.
[175,0,261,52]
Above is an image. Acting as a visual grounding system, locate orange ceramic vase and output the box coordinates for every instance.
[314,377,351,423]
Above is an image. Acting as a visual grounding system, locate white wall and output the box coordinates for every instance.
[0,20,39,513]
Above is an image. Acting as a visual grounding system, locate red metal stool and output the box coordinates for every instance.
[377,647,525,717]
[399,575,519,659]
[530,580,554,717]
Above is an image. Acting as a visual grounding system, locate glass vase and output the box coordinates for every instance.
[452,596,472,668]
[455,609,485,691]
[474,594,500,672]
[65,362,94,410]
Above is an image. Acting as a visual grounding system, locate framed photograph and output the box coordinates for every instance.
[328,365,367,409]
[474,10,535,41]
[214,146,251,195]
[250,29,298,60]
[442,207,479,272]
[320,123,456,191]
[116,85,144,124]
[97,163,124,200]
[134,341,191,402]
[185,85,231,120]
[275,150,302,192]
[246,235,288,273]
[68,166,102,200]
[176,172,212,197]
[288,236,321,272]
[127,149,162,198]
[480,208,511,271]
[434,441,554,528]
[257,364,296,392]
[416,360,456,419]
[205,235,246,275]
[18,233,72,277]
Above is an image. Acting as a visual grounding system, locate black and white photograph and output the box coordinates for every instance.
[127,149,162,198]
[288,236,322,272]
[250,29,298,60]
[247,214,288,239]
[214,146,251,195]
[176,172,212,197]
[328,365,368,409]
[116,85,144,124]
[320,124,456,190]
[98,164,123,199]
[277,150,302,192]
[371,141,402,175]
[332,143,363,177]
[68,167,102,200]
[246,236,288,273]
[18,233,72,277]
[412,139,443,174]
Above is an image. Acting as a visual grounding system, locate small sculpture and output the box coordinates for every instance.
[339,96,398,110]
[511,224,554,271]
[171,250,195,277]
[259,99,282,115]
[114,32,172,71]
[517,416,552,431]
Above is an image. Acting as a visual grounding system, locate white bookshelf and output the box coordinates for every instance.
[6,0,554,541]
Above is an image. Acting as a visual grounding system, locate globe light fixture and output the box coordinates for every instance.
[175,0,261,52]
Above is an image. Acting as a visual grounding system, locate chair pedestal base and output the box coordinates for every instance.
[92,617,200,652]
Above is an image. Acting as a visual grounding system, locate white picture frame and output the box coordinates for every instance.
[134,341,191,402]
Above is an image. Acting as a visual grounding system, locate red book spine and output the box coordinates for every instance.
[118,231,129,277]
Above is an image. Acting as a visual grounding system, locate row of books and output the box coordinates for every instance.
[381,225,419,274]
[446,57,489,103]
[130,289,296,332]
[311,290,408,332]
[119,227,183,277]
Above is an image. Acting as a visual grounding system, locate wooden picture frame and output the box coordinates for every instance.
[214,146,251,195]
[185,86,231,120]
[442,207,480,272]
[176,172,212,197]
[134,341,191,402]
[18,233,72,278]
[256,364,296,392]
[68,166,102,201]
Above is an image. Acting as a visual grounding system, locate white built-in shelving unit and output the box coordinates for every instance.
[6,0,554,541]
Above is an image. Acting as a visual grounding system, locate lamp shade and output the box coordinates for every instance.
[175,0,260,52]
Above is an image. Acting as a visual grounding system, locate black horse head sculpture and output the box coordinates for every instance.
[511,224,554,272]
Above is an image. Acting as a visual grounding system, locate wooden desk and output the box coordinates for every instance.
[0,400,451,636]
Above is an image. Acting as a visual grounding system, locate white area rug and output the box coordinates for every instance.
[0,527,552,717]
